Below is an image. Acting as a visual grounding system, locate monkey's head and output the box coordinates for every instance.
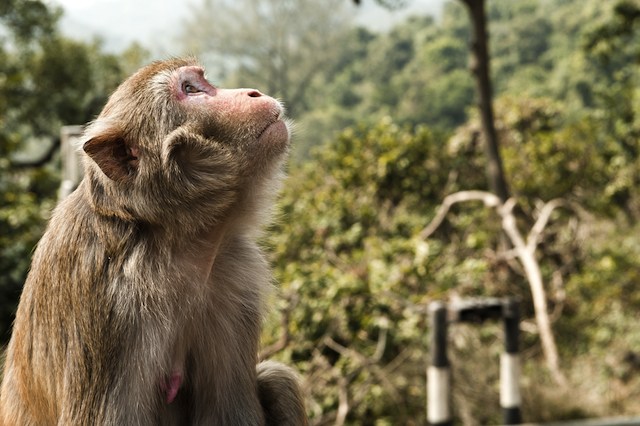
[81,58,290,231]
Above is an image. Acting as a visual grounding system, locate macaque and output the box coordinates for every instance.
[0,58,307,425]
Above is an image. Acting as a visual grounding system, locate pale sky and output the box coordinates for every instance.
[49,0,446,55]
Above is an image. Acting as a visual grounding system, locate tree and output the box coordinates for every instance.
[583,0,640,221]
[420,191,568,386]
[459,0,510,202]
[0,1,129,342]
[266,121,454,424]
[275,0,640,421]
[180,0,352,117]
[0,0,63,342]
[0,0,58,42]
[352,0,509,200]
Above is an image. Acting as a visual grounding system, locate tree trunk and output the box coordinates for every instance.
[460,0,510,203]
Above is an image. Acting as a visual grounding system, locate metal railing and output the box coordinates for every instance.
[428,297,522,425]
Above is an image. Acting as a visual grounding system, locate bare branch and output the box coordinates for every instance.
[420,190,569,386]
[526,198,566,253]
[498,198,567,386]
[324,335,401,402]
[372,318,389,363]
[335,376,349,426]
[10,138,60,169]
[419,190,500,240]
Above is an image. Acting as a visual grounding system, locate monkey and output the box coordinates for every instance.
[0,57,307,426]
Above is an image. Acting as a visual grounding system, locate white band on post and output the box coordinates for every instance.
[500,352,521,408]
[427,366,451,423]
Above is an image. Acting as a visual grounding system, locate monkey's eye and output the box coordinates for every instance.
[182,82,201,94]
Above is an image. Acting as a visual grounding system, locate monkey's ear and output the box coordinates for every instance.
[162,126,238,184]
[83,129,139,182]
[162,127,226,169]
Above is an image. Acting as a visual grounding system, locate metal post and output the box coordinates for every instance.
[59,125,84,200]
[501,298,522,424]
[428,301,452,426]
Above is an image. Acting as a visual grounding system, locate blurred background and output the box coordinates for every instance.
[1,0,640,424]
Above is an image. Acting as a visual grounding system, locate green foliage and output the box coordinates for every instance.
[0,0,59,41]
[267,121,454,423]
[0,0,61,341]
[266,100,640,421]
[180,0,351,118]
[580,1,640,218]
[0,1,131,342]
[292,11,476,158]
[452,96,621,211]
[261,0,640,415]
[1,0,640,422]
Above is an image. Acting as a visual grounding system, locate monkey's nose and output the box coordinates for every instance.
[247,90,262,98]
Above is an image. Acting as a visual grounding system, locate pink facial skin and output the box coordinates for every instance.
[171,66,289,147]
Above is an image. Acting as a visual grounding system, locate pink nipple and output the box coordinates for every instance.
[161,372,182,404]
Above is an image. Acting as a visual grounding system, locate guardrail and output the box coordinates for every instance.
[522,417,640,426]
[428,297,522,425]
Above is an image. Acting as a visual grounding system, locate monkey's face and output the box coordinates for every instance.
[170,65,289,155]
[81,58,291,226]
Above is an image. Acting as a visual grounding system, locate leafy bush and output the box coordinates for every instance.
[265,120,454,423]
[264,106,640,422]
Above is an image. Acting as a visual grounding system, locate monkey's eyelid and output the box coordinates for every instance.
[182,82,202,94]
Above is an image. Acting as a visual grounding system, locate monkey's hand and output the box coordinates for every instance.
[257,361,308,426]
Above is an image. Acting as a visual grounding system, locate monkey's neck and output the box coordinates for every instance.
[81,176,232,283]
[186,224,228,282]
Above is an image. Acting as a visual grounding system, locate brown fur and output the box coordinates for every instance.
[0,58,307,425]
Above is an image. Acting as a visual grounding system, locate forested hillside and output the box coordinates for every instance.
[261,0,640,423]
[1,0,639,424]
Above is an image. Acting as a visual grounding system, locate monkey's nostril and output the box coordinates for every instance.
[247,90,262,98]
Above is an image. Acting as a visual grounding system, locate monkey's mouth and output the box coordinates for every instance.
[257,119,289,146]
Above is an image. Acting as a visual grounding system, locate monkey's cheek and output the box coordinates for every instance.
[257,120,290,151]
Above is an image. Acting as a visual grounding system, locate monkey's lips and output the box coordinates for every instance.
[257,119,289,146]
